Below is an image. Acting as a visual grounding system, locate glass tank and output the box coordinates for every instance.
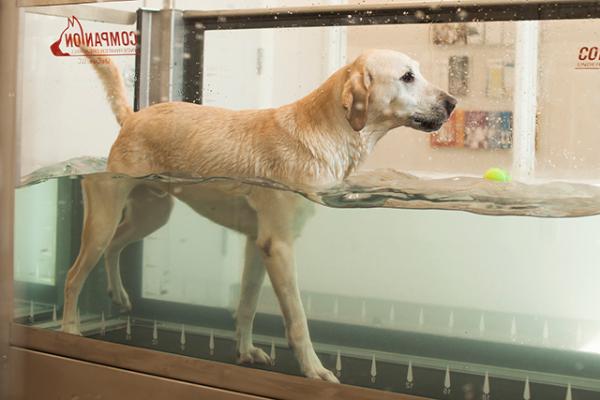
[13,1,600,399]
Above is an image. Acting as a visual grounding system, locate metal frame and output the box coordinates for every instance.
[17,0,135,7]
[23,5,136,25]
[15,0,600,7]
[183,1,600,27]
[135,8,185,109]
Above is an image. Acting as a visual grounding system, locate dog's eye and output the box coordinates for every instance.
[400,72,415,83]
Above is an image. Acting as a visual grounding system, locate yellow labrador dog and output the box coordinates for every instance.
[62,47,456,382]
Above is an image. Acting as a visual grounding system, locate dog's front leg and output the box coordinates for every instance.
[248,190,339,383]
[258,233,338,382]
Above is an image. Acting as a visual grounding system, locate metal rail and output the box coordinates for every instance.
[183,0,600,29]
[23,5,136,24]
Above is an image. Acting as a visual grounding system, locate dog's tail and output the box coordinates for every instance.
[80,46,133,126]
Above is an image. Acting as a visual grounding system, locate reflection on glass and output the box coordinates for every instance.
[13,6,600,400]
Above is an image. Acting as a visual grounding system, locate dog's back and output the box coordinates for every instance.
[107,101,288,178]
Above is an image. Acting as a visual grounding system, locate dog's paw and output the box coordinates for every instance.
[305,366,340,383]
[62,323,82,336]
[108,288,132,312]
[237,346,272,366]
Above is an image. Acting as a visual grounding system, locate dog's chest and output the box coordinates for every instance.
[340,132,375,178]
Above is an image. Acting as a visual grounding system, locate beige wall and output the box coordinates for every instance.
[536,19,600,180]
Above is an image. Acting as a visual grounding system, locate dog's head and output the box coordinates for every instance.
[341,49,456,133]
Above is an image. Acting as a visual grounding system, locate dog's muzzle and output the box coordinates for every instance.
[410,115,445,132]
[410,95,457,132]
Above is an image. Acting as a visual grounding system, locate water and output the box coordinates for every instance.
[14,157,600,399]
[20,156,600,217]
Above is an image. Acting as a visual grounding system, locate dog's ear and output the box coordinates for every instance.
[342,67,371,132]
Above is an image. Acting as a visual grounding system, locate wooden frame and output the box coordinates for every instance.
[8,347,273,400]
[11,325,425,400]
[0,0,19,398]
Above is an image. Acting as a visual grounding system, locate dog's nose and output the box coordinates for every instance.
[443,95,457,116]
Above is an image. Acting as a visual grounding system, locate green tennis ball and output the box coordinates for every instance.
[483,168,511,182]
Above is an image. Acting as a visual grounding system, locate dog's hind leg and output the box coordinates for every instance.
[62,176,134,334]
[235,237,271,365]
[104,185,174,312]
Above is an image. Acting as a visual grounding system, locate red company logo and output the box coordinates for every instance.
[50,16,137,57]
[576,46,600,70]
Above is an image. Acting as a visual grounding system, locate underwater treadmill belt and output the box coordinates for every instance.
[85,322,600,400]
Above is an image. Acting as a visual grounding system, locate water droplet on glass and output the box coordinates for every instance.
[443,366,451,395]
[406,360,414,389]
[333,297,339,318]
[125,316,131,340]
[483,372,491,399]
[335,350,342,377]
[523,376,531,400]
[152,320,158,345]
[565,383,572,400]
[361,300,367,322]
[370,355,377,383]
[100,312,106,336]
[479,314,486,336]
[29,300,34,323]
[270,340,276,364]
[180,324,186,350]
[209,330,215,355]
[511,317,517,341]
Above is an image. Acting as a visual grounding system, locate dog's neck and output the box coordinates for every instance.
[285,68,388,185]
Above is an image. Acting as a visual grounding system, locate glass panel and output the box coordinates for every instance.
[14,2,600,400]
[14,180,57,286]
